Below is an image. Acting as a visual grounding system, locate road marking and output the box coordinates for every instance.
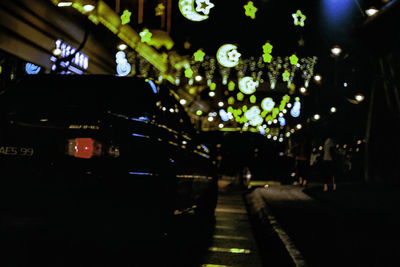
[213,234,248,240]
[215,225,235,229]
[201,264,234,267]
[208,247,251,254]
[215,208,247,214]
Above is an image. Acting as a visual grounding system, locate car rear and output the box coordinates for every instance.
[0,75,172,243]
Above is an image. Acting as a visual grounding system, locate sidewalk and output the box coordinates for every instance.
[246,181,400,267]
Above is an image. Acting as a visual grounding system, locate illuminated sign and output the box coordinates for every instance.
[25,62,41,75]
[116,51,131,76]
[217,44,241,68]
[179,0,214,22]
[50,39,89,75]
[239,76,258,94]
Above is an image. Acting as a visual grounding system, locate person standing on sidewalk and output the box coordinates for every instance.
[322,136,337,191]
[294,133,312,187]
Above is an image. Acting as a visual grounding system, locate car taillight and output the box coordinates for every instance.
[66,138,102,159]
[66,138,120,159]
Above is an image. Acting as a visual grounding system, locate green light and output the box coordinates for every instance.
[272,107,279,117]
[262,42,273,54]
[283,94,290,102]
[139,28,152,43]
[228,81,235,91]
[227,106,234,113]
[289,54,298,65]
[196,110,203,116]
[292,10,306,27]
[185,68,194,78]
[242,105,248,112]
[155,3,165,16]
[237,92,244,101]
[282,70,290,82]
[120,9,131,25]
[228,96,235,105]
[194,49,205,62]
[250,95,256,103]
[263,53,272,63]
[244,1,258,19]
[261,110,268,118]
[210,82,216,90]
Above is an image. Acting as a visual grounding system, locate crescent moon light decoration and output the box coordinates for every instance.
[216,44,241,68]
[239,76,258,94]
[179,0,214,22]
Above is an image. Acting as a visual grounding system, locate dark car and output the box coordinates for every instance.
[0,75,218,246]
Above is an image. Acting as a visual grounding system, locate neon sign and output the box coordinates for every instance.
[51,39,89,74]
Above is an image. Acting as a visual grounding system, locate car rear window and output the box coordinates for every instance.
[1,75,158,122]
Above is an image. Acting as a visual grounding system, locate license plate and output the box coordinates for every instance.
[0,146,34,156]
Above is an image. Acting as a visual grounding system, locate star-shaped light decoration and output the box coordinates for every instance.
[262,42,273,54]
[193,49,205,62]
[139,28,152,43]
[292,10,306,27]
[196,0,215,15]
[282,70,291,82]
[184,68,193,78]
[244,1,258,19]
[289,54,299,65]
[263,53,272,63]
[155,3,165,16]
[227,49,241,62]
[121,9,132,25]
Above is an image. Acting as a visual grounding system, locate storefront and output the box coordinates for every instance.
[0,0,117,89]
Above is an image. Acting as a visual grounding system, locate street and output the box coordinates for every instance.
[246,182,400,267]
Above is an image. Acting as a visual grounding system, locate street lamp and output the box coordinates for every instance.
[355,93,365,102]
[365,7,378,16]
[330,45,342,57]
